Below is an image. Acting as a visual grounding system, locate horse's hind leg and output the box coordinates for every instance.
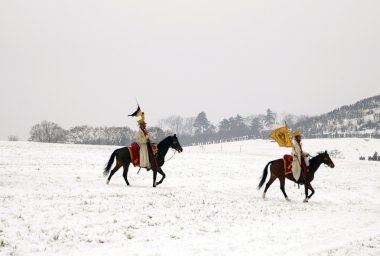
[122,165,130,186]
[156,168,166,186]
[263,173,277,199]
[279,176,290,201]
[107,162,122,184]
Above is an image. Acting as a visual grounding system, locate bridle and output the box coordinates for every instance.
[309,153,333,168]
[157,138,182,163]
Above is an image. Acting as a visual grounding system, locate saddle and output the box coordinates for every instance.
[128,142,140,167]
[283,154,308,185]
[283,154,293,175]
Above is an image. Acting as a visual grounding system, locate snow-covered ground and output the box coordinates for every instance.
[0,138,379,256]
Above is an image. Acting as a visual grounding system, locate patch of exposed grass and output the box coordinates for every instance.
[0,239,8,247]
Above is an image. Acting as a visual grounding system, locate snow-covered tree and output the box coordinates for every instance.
[29,120,66,143]
[8,135,19,141]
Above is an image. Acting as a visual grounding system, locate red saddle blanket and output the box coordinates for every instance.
[128,143,159,168]
[128,143,140,167]
[283,154,293,175]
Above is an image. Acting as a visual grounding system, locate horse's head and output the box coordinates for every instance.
[321,150,335,168]
[171,134,183,153]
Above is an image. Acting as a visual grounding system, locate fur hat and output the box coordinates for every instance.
[293,130,301,137]
[137,119,146,125]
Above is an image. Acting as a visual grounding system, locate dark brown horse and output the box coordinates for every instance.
[103,135,183,187]
[258,151,335,202]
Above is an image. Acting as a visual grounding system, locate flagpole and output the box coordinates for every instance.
[269,123,303,183]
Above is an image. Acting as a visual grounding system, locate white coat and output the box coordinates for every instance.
[135,128,151,169]
[291,140,309,180]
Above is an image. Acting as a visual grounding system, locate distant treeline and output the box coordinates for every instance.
[27,95,380,146]
[27,109,279,146]
[28,121,172,146]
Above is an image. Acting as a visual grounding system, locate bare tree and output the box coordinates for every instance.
[67,125,94,144]
[181,117,195,135]
[157,116,195,135]
[29,120,66,143]
[281,113,296,127]
[148,127,169,142]
[170,116,184,134]
[158,116,184,134]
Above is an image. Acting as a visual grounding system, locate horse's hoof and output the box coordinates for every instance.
[286,197,291,201]
[106,180,110,185]
[262,193,266,199]
[303,198,309,203]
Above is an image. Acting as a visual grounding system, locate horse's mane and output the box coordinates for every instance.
[309,151,327,166]
[158,136,173,148]
[311,151,327,158]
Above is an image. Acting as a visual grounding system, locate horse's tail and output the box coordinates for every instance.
[103,149,120,177]
[258,160,274,190]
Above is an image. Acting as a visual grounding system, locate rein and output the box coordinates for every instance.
[309,154,330,171]
[157,136,180,163]
[137,137,180,174]
[157,149,177,163]
[164,150,177,162]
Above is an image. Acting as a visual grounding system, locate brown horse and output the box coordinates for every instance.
[103,135,183,187]
[258,151,335,202]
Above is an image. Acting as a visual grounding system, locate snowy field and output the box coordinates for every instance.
[1,138,380,256]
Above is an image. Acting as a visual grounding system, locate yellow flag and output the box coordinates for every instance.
[269,126,292,147]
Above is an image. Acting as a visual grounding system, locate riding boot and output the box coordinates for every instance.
[297,172,305,185]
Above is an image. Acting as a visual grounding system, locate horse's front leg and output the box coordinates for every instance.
[152,169,157,187]
[279,177,290,201]
[155,168,166,186]
[307,183,315,199]
[303,179,309,203]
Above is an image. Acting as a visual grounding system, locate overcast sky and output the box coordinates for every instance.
[1,0,379,140]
